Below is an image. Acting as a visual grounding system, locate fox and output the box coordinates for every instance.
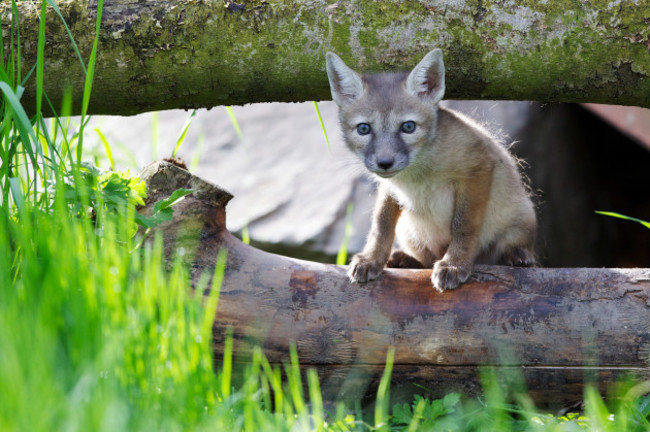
[325,49,537,292]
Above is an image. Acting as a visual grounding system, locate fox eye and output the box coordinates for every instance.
[356,123,372,135]
[400,121,416,134]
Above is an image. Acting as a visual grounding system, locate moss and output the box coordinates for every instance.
[3,0,650,115]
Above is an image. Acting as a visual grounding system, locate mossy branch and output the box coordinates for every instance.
[3,0,650,116]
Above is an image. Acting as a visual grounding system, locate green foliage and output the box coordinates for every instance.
[60,164,144,213]
[136,187,194,229]
[1,0,98,213]
[392,394,461,429]
[0,209,219,431]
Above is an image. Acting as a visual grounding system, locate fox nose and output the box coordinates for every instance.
[377,156,394,171]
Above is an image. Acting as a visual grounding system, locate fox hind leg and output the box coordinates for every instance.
[386,250,425,269]
[498,246,537,267]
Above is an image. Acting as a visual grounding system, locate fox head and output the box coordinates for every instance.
[326,49,445,178]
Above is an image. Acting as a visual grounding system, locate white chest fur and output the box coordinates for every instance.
[382,177,455,261]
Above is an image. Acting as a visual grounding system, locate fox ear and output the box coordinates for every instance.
[405,48,445,104]
[326,52,364,106]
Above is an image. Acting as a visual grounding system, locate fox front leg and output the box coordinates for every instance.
[432,167,492,292]
[348,185,401,283]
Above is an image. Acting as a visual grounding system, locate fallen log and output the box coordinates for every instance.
[139,160,650,407]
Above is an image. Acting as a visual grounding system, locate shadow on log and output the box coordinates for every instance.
[139,160,650,407]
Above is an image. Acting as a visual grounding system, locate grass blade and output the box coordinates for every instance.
[225,106,243,140]
[171,109,197,158]
[241,224,250,245]
[313,101,330,153]
[35,0,49,196]
[374,347,395,431]
[595,211,650,229]
[287,344,305,415]
[0,82,38,167]
[307,369,324,432]
[0,4,4,75]
[189,133,204,171]
[202,247,227,336]
[220,326,234,399]
[76,0,103,165]
[35,0,47,118]
[336,202,353,265]
[94,128,114,171]
[151,111,159,159]
[46,0,87,74]
[9,177,25,214]
[11,0,22,87]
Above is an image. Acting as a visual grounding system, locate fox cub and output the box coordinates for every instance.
[326,49,537,292]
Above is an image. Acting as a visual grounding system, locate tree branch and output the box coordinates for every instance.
[3,1,650,116]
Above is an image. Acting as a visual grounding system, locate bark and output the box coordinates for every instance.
[139,160,650,407]
[2,1,650,116]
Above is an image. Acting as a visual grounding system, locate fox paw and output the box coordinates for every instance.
[432,260,472,292]
[347,254,385,283]
[386,250,424,269]
[500,247,536,267]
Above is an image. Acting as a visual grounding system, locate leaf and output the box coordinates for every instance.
[422,399,446,421]
[135,208,173,228]
[153,188,193,213]
[136,189,193,229]
[391,403,413,425]
[443,393,461,411]
[79,161,101,177]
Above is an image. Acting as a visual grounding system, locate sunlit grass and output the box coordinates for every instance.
[313,101,330,153]
[226,106,244,141]
[595,211,650,230]
[0,208,218,430]
[171,109,197,158]
[336,202,354,265]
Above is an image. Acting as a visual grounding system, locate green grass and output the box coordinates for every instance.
[171,109,197,158]
[226,106,244,141]
[595,211,650,230]
[336,202,354,265]
[0,209,216,430]
[2,1,650,430]
[313,101,330,152]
